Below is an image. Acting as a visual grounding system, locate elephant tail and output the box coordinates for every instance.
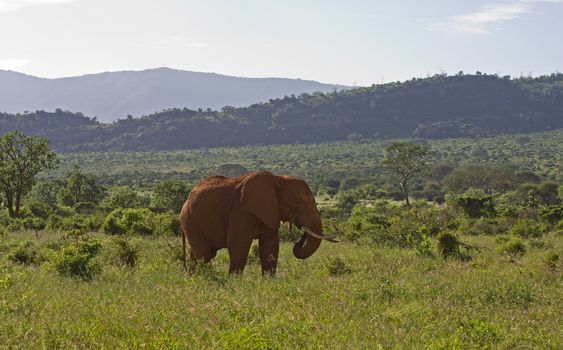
[181,226,187,270]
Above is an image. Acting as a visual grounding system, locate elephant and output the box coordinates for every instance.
[179,171,337,275]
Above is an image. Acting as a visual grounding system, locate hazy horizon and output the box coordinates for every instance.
[1,0,562,86]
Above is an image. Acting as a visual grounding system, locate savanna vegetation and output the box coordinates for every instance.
[1,72,562,152]
[0,128,562,348]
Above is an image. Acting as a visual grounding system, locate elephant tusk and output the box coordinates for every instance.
[302,226,339,243]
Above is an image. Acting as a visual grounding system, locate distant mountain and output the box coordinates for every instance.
[1,73,562,152]
[0,68,345,122]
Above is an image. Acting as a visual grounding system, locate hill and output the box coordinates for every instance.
[0,68,344,122]
[0,73,562,152]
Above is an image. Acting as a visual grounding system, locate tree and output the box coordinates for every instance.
[105,187,150,209]
[0,131,58,218]
[57,164,105,206]
[151,180,192,212]
[382,142,430,206]
[442,165,517,194]
[28,179,65,206]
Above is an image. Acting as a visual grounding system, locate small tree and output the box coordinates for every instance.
[151,180,192,212]
[0,131,58,218]
[57,164,105,206]
[382,142,430,206]
[105,187,150,209]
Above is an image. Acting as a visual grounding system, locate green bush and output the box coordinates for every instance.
[23,200,52,220]
[540,205,563,225]
[51,237,102,279]
[279,223,303,242]
[151,180,191,212]
[453,189,496,218]
[102,208,156,236]
[46,214,96,232]
[510,219,545,238]
[73,202,97,214]
[111,237,140,268]
[466,218,506,236]
[497,237,526,256]
[153,212,181,236]
[8,241,42,265]
[104,187,150,210]
[436,232,460,259]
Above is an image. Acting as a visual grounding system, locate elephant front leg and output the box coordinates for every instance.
[227,235,252,275]
[259,231,280,276]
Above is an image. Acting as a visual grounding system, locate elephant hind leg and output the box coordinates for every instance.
[184,224,217,264]
[190,247,217,263]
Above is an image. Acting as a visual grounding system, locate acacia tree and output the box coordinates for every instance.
[0,131,58,218]
[382,142,430,206]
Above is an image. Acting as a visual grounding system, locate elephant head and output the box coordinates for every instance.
[239,172,336,260]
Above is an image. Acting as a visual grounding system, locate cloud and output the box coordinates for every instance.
[0,0,76,13]
[0,58,31,70]
[429,0,563,34]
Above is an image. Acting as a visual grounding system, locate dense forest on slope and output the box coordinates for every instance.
[1,73,562,152]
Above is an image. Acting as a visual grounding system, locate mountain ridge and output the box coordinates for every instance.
[0,67,346,122]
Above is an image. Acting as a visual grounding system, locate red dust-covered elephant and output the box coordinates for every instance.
[180,171,336,275]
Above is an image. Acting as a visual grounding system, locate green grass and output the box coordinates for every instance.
[1,231,561,349]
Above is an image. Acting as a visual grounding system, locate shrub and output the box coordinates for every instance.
[510,219,545,238]
[102,208,156,236]
[466,218,506,236]
[334,190,360,217]
[151,180,192,212]
[51,237,102,279]
[111,237,140,268]
[453,189,496,218]
[4,218,24,232]
[104,187,150,210]
[8,241,42,265]
[101,210,125,235]
[46,214,94,232]
[279,223,303,242]
[24,200,52,219]
[436,232,460,259]
[540,205,563,225]
[497,237,526,256]
[153,212,181,236]
[73,202,97,214]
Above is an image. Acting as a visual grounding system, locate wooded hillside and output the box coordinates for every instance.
[1,73,561,152]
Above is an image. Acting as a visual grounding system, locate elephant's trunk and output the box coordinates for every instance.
[292,232,322,260]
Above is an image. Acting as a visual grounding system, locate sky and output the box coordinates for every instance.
[0,0,562,86]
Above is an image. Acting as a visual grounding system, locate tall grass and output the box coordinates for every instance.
[0,231,561,349]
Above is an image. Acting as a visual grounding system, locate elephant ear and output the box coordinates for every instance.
[239,172,280,231]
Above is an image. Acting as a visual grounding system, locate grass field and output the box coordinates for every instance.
[1,231,561,349]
